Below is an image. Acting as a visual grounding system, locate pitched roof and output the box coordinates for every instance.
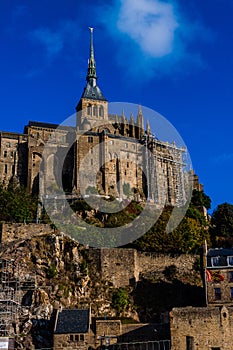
[207,248,233,257]
[54,309,89,334]
[81,81,106,101]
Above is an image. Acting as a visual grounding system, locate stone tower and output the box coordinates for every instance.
[76,28,108,130]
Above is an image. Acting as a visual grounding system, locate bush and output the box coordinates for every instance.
[46,263,57,279]
[112,288,129,315]
[163,265,177,280]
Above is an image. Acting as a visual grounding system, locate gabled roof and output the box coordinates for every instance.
[54,309,89,334]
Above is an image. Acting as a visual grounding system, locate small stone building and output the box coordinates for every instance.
[170,246,233,350]
[53,309,91,350]
[170,306,233,350]
[205,248,233,306]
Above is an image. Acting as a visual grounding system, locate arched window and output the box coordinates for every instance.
[99,105,104,117]
[87,104,92,115]
[93,105,98,116]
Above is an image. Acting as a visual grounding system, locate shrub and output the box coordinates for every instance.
[112,288,129,315]
[163,264,177,280]
[46,263,57,279]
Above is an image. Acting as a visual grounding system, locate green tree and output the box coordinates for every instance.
[0,184,37,223]
[191,189,211,210]
[112,288,130,315]
[210,203,233,246]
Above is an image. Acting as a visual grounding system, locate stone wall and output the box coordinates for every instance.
[170,305,233,350]
[89,249,198,288]
[95,320,158,344]
[53,333,89,350]
[95,320,121,346]
[137,252,197,277]
[0,223,54,243]
[89,248,139,288]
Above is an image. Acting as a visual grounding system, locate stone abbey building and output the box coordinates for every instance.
[0,29,190,207]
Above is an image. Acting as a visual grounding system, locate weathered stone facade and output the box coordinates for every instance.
[53,333,89,350]
[170,306,233,350]
[0,131,28,187]
[0,29,190,209]
[89,248,139,288]
[88,248,198,288]
[0,223,54,243]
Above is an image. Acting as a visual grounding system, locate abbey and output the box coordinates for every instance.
[0,29,189,207]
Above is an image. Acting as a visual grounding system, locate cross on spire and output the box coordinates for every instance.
[86,27,97,82]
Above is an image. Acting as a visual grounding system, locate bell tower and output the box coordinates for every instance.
[76,28,108,130]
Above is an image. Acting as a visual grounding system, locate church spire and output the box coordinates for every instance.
[86,27,97,82]
[78,28,106,103]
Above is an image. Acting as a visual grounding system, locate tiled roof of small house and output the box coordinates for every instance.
[54,309,89,334]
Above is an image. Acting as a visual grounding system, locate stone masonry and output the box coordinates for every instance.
[170,306,233,350]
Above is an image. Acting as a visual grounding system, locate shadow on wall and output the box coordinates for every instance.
[133,278,205,323]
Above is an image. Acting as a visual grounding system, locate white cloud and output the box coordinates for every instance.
[117,0,179,57]
[98,0,209,78]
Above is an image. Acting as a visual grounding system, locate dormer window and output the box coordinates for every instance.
[211,257,221,267]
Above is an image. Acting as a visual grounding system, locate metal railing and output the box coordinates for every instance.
[106,340,171,350]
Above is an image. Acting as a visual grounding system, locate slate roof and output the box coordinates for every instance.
[26,121,75,132]
[207,248,233,257]
[28,120,59,129]
[207,248,233,268]
[54,309,90,334]
[81,81,106,101]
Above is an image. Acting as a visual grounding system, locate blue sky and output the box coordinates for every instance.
[0,0,233,211]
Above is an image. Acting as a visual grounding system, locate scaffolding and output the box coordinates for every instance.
[0,259,20,337]
[141,134,189,207]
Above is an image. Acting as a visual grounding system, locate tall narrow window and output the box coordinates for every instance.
[88,136,93,143]
[93,105,98,116]
[4,164,7,174]
[87,104,92,115]
[229,271,233,282]
[214,287,221,300]
[230,287,233,299]
[186,336,194,350]
[4,151,7,158]
[99,105,104,117]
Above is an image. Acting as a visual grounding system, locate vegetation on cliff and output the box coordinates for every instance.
[1,181,233,251]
